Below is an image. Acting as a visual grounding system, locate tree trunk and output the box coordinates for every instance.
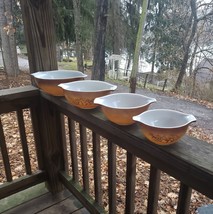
[110,0,121,55]
[5,0,19,74]
[0,0,19,76]
[129,0,148,93]
[174,0,198,91]
[20,0,58,74]
[189,37,198,76]
[73,0,84,73]
[91,0,108,80]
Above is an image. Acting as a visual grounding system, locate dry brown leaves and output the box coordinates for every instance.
[167,92,213,109]
[0,71,213,213]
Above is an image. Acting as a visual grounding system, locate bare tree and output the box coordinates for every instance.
[129,0,148,93]
[73,0,84,72]
[0,0,19,76]
[175,0,213,90]
[91,0,108,80]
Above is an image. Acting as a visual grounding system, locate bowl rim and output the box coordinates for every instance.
[58,80,117,92]
[94,93,156,109]
[31,70,87,80]
[133,109,196,129]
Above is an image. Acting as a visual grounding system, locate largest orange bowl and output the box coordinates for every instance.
[59,80,117,109]
[31,70,87,96]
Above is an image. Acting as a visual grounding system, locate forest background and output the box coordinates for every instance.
[0,0,213,100]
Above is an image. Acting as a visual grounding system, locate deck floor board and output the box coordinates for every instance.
[2,189,89,214]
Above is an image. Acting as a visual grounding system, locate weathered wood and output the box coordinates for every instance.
[1,188,84,214]
[147,166,161,214]
[108,140,117,214]
[162,79,167,91]
[60,114,69,173]
[79,125,89,193]
[0,183,49,213]
[20,0,57,73]
[177,182,192,214]
[125,152,136,214]
[68,118,79,182]
[16,109,32,175]
[38,97,65,193]
[41,92,213,199]
[0,86,40,114]
[59,171,106,214]
[92,132,102,205]
[0,117,12,182]
[30,106,44,169]
[0,171,46,200]
[144,73,149,88]
[1,87,213,213]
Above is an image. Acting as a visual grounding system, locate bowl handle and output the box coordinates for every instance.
[185,114,196,124]
[93,97,103,105]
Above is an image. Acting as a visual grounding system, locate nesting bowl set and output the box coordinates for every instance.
[32,70,196,146]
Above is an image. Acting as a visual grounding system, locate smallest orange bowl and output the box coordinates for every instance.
[31,70,87,96]
[58,80,117,109]
[94,93,156,125]
[133,109,196,145]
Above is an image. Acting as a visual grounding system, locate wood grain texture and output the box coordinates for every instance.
[41,92,213,199]
[20,0,57,73]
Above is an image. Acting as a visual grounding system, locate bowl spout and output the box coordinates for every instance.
[185,114,196,125]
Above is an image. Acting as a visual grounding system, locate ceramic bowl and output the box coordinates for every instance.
[31,70,87,96]
[59,80,117,109]
[133,109,196,145]
[94,93,156,125]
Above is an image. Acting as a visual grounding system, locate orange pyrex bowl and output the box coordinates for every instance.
[94,93,156,125]
[59,80,117,109]
[31,70,87,96]
[133,109,196,145]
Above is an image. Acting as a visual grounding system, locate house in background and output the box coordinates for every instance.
[195,58,213,88]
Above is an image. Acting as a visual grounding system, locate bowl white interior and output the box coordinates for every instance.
[133,109,196,128]
[59,80,117,92]
[32,70,87,80]
[95,93,156,109]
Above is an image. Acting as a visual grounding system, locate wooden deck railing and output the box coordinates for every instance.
[0,86,46,199]
[0,86,213,214]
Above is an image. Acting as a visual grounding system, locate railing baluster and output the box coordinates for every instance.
[60,114,68,173]
[108,140,117,214]
[16,109,32,175]
[147,165,161,214]
[125,152,136,214]
[177,182,192,214]
[92,132,102,205]
[0,117,12,182]
[30,107,44,169]
[68,118,79,182]
[79,124,89,193]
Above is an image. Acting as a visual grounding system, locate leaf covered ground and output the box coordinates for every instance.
[0,71,213,213]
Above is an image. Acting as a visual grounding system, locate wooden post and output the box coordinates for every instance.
[162,79,168,91]
[144,73,149,88]
[20,0,58,73]
[38,97,65,193]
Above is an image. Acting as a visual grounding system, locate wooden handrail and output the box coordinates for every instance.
[0,86,212,213]
[40,90,213,213]
[41,91,213,199]
[0,86,45,199]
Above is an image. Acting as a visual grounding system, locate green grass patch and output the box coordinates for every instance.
[58,61,78,70]
[58,59,93,71]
